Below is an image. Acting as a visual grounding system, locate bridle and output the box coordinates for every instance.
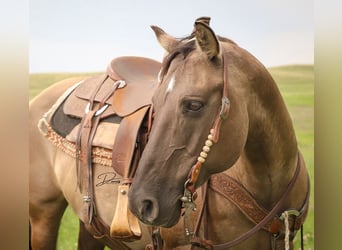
[181,52,231,209]
[147,52,232,250]
[177,52,308,250]
[184,53,230,195]
[179,51,230,246]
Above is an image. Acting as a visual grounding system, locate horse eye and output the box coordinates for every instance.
[183,100,204,113]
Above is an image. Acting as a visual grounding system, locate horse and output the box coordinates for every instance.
[128,18,310,249]
[29,17,310,250]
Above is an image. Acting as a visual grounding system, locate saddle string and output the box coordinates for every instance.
[76,76,127,224]
[77,76,108,224]
[87,76,119,219]
[76,75,109,192]
[88,114,101,222]
[89,75,109,110]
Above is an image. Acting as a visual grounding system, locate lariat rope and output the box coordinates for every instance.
[280,211,290,250]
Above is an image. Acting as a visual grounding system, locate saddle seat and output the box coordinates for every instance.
[63,56,160,119]
[108,56,161,116]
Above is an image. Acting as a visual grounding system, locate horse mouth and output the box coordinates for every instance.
[138,210,181,228]
[129,192,183,228]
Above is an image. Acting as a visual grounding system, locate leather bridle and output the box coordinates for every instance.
[184,52,231,196]
[179,51,231,245]
[178,52,308,250]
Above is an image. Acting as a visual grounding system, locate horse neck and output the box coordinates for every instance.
[233,62,298,207]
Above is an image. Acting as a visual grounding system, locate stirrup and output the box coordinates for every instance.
[110,184,142,240]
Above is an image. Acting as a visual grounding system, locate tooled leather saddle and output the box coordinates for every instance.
[39,56,160,249]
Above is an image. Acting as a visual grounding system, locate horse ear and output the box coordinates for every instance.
[194,21,220,59]
[150,25,179,53]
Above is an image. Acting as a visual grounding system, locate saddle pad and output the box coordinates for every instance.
[38,79,119,166]
[66,122,119,150]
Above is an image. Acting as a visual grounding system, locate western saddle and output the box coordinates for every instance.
[39,56,160,249]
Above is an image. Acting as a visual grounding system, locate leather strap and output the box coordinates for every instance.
[209,167,310,235]
[76,77,106,224]
[185,53,230,195]
[192,183,209,238]
[207,152,303,250]
[211,53,230,142]
[190,183,210,250]
[109,104,150,240]
[83,217,131,250]
[111,106,150,177]
[76,76,121,224]
[145,227,164,250]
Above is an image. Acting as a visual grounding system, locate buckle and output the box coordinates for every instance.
[116,79,126,89]
[84,79,125,116]
[219,96,230,119]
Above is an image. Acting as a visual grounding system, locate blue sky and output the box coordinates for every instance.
[29,0,313,73]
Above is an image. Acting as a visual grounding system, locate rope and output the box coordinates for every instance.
[280,211,290,250]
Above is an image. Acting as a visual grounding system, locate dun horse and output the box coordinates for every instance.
[29,17,310,250]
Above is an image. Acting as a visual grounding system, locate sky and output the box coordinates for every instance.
[29,0,313,73]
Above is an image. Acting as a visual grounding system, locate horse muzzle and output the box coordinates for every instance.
[128,186,182,228]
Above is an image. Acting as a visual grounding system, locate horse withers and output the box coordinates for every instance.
[29,17,310,250]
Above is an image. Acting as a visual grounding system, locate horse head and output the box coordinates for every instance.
[129,18,249,227]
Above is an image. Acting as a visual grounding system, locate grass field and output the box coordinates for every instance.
[269,65,314,249]
[29,64,314,249]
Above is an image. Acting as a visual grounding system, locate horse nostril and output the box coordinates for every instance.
[139,198,159,224]
[142,200,153,215]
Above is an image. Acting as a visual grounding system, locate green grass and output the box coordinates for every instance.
[29,72,101,100]
[30,65,314,249]
[57,207,79,249]
[269,65,314,249]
